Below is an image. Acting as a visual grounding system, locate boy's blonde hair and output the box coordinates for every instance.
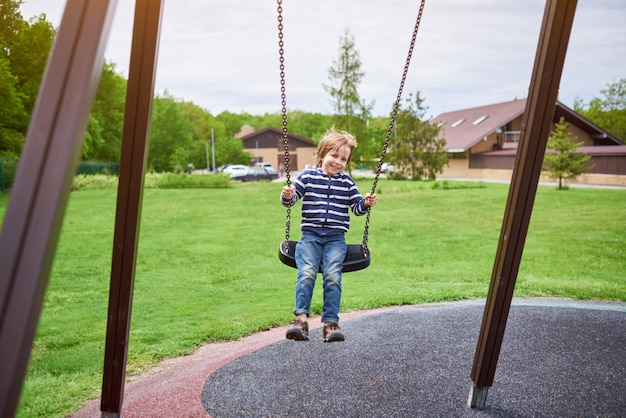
[314,128,357,166]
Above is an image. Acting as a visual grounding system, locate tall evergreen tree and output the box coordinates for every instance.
[323,28,375,167]
[323,28,363,124]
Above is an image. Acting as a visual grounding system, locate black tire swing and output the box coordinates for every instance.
[277,0,426,273]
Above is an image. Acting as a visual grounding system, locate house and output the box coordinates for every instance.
[431,98,626,186]
[236,126,316,172]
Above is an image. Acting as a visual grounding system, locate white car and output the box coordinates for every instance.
[380,163,397,173]
[254,162,276,173]
[222,164,248,178]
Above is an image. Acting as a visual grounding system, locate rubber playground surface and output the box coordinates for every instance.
[73,297,626,417]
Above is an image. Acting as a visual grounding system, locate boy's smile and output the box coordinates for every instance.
[321,145,351,176]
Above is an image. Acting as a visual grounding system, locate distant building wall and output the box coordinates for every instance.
[441,164,626,186]
[568,123,594,146]
[441,158,469,177]
[246,147,302,171]
[297,148,316,168]
[586,154,626,175]
[469,136,493,153]
[250,149,279,167]
[240,127,316,171]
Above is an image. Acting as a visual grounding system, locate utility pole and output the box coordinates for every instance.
[205,138,210,172]
[211,127,215,172]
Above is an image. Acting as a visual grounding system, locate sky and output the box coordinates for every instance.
[18,0,626,118]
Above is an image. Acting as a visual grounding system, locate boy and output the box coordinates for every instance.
[280,128,377,342]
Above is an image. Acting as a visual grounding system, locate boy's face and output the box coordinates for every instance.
[321,144,351,176]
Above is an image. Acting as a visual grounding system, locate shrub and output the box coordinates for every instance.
[72,173,232,191]
[387,172,408,181]
[72,174,119,190]
[145,172,231,189]
[431,180,487,190]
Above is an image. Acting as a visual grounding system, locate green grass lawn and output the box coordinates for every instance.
[1,179,625,417]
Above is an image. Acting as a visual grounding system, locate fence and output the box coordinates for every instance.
[0,161,119,195]
[1,160,17,195]
[76,161,120,176]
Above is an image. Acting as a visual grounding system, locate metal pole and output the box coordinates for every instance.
[205,138,210,172]
[100,0,164,415]
[0,0,117,414]
[468,0,577,409]
[211,127,216,172]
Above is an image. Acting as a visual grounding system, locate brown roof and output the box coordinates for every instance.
[431,98,624,152]
[431,99,526,152]
[239,127,315,148]
[554,104,624,146]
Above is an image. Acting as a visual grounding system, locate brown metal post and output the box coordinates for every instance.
[0,0,117,415]
[100,0,164,415]
[468,0,577,409]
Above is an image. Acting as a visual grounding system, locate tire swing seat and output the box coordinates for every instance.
[278,240,370,273]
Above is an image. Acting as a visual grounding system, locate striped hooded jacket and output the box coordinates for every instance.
[281,167,368,234]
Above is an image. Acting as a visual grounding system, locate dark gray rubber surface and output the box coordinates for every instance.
[202,298,626,417]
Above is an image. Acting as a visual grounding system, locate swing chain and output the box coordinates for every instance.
[362,0,426,249]
[277,0,426,251]
[278,0,291,243]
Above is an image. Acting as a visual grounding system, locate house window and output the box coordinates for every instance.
[503,131,521,143]
[451,118,465,128]
[472,115,488,125]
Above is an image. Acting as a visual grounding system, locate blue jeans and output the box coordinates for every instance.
[293,231,347,323]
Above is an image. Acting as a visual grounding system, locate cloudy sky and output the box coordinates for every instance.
[19,0,626,118]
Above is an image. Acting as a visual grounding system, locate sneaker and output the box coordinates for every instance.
[323,322,345,342]
[286,319,309,341]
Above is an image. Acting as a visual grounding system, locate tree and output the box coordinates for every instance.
[147,96,252,171]
[213,136,252,168]
[323,28,375,168]
[0,0,24,54]
[148,92,194,172]
[543,117,592,190]
[178,101,214,170]
[8,14,55,127]
[0,3,55,156]
[323,28,364,123]
[178,101,240,170]
[215,110,255,137]
[0,55,26,157]
[278,110,333,143]
[388,91,447,180]
[574,78,626,142]
[83,61,127,161]
[179,102,211,139]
